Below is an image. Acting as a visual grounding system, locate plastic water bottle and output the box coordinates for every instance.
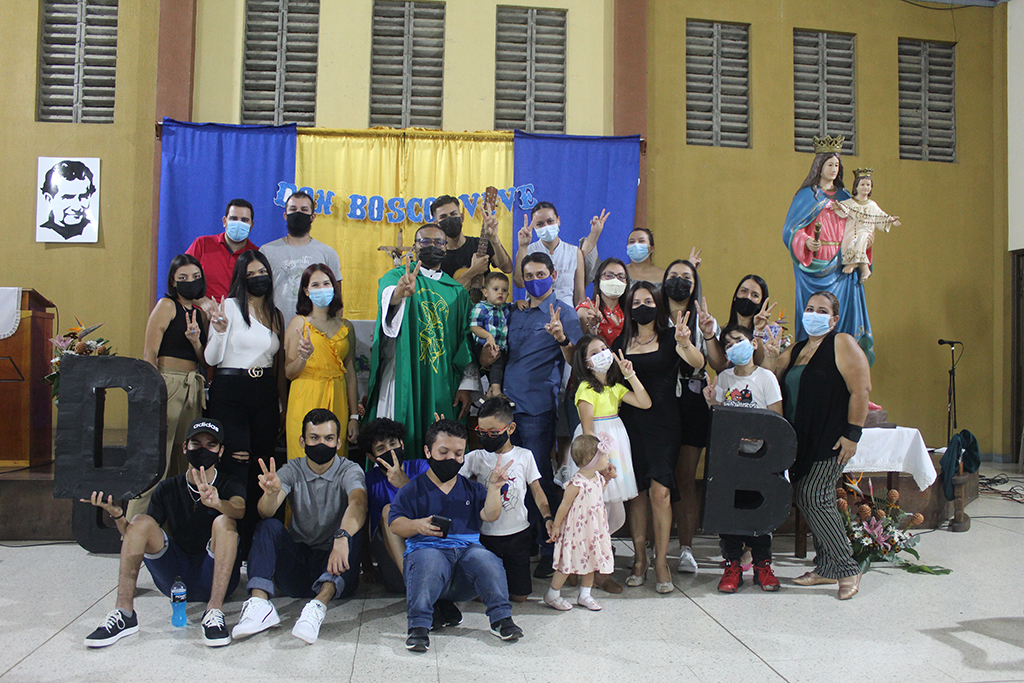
[171,577,187,627]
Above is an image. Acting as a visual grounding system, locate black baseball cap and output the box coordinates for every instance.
[185,418,224,443]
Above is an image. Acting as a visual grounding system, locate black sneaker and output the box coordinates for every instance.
[490,617,524,642]
[84,609,139,648]
[430,599,463,631]
[406,627,430,652]
[533,556,554,579]
[201,608,231,647]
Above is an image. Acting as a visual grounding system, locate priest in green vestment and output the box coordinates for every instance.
[366,224,473,456]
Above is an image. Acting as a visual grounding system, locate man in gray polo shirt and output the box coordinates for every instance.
[232,409,367,645]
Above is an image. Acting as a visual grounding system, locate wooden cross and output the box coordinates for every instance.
[378,228,413,268]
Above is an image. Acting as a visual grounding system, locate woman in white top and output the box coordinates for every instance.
[205,250,285,536]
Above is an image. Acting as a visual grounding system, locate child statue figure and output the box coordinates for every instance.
[833,168,900,284]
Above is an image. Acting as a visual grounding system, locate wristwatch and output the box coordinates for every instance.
[333,529,351,542]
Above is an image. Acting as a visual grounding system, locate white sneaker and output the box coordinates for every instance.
[677,546,698,573]
[291,600,327,644]
[231,597,280,639]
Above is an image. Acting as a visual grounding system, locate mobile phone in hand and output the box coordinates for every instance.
[430,515,452,538]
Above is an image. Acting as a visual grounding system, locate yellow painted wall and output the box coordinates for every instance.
[648,0,1010,455]
[0,2,161,429]
[194,0,615,134]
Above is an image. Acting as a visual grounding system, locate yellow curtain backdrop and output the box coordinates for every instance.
[295,128,514,320]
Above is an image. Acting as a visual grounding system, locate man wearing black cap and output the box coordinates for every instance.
[82,418,246,649]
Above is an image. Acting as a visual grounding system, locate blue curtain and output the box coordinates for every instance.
[157,118,297,287]
[511,130,641,298]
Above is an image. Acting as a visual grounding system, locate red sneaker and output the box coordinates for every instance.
[753,560,781,591]
[717,560,743,593]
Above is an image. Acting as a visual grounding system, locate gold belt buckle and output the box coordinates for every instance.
[248,367,264,379]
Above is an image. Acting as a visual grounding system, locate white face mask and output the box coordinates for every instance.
[588,348,615,373]
[536,223,560,243]
[599,279,626,298]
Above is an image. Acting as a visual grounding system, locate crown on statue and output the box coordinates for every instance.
[812,134,845,154]
[851,167,874,178]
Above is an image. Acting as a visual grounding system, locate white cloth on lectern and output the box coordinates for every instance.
[0,288,22,340]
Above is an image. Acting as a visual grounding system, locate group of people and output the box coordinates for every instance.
[83,140,875,653]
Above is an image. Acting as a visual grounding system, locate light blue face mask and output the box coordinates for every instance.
[536,223,560,243]
[225,220,250,242]
[626,243,650,263]
[309,288,335,309]
[802,311,834,337]
[725,338,755,367]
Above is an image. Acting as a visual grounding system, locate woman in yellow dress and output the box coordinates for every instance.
[284,264,359,460]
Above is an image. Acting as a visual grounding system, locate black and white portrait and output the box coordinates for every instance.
[36,157,100,243]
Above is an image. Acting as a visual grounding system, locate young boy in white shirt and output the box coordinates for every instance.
[704,325,784,594]
[460,396,555,602]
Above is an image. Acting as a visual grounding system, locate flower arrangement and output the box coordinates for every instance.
[44,318,115,399]
[837,481,950,575]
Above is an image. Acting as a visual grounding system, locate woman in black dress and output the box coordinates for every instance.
[614,281,702,592]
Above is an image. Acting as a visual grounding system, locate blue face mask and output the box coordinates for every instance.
[725,339,755,367]
[536,224,560,243]
[225,220,250,242]
[524,276,553,299]
[626,243,650,263]
[309,288,334,309]
[802,311,834,337]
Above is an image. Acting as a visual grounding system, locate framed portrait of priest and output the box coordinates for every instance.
[36,157,100,243]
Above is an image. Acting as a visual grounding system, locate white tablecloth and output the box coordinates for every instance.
[843,426,936,491]
[0,287,21,340]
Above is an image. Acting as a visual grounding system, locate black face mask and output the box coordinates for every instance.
[246,274,272,297]
[305,442,337,465]
[187,447,220,471]
[733,296,760,319]
[438,216,463,239]
[286,211,313,237]
[377,447,405,468]
[175,278,206,301]
[664,277,693,302]
[418,246,446,270]
[631,304,658,326]
[478,431,509,453]
[428,456,463,483]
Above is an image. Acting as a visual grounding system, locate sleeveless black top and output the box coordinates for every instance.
[157,298,206,363]
[782,332,850,482]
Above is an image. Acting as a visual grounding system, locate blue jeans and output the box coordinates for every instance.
[512,410,561,555]
[246,518,361,600]
[403,545,512,630]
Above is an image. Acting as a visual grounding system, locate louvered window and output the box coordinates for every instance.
[898,39,955,163]
[793,30,855,154]
[242,0,319,126]
[370,1,445,129]
[685,20,749,148]
[37,0,118,124]
[494,6,566,134]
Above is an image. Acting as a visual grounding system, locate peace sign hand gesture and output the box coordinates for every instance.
[488,453,513,487]
[257,458,281,495]
[296,325,314,361]
[184,309,201,344]
[482,204,498,240]
[695,297,716,339]
[518,214,534,249]
[675,311,693,348]
[395,256,421,301]
[703,378,720,405]
[211,297,228,334]
[763,326,782,360]
[544,304,565,342]
[196,466,221,509]
[753,300,777,334]
[590,209,610,236]
[614,349,634,378]
[376,451,410,488]
[688,246,702,270]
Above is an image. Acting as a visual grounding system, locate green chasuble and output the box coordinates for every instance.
[366,267,472,456]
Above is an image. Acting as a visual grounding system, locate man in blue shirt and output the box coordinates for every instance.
[389,419,523,652]
[492,252,583,577]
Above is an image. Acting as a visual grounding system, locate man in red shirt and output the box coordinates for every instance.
[185,199,258,301]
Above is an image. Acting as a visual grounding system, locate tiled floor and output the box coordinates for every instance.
[2,467,1022,683]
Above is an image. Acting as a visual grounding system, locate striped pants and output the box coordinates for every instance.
[794,457,860,579]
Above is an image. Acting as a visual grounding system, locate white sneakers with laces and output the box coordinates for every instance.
[677,546,699,573]
[231,597,281,639]
[291,600,327,644]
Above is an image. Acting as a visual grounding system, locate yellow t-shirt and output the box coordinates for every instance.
[574,381,629,419]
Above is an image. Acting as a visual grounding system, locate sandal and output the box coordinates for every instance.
[577,593,602,611]
[543,594,573,611]
[625,573,645,587]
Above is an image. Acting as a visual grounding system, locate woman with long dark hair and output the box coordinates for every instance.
[576,257,630,346]
[704,274,774,373]
[283,263,358,460]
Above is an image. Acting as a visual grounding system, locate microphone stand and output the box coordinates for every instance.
[944,342,970,532]
[946,343,958,445]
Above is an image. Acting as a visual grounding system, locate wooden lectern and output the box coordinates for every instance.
[0,290,55,468]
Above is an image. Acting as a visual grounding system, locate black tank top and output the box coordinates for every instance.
[157,298,207,363]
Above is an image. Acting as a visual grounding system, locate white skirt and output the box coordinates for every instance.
[565,415,639,504]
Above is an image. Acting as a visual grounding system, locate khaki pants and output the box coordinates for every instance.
[125,368,205,520]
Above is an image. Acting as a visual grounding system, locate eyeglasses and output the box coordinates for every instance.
[474,424,510,438]
[416,238,447,248]
[600,272,627,282]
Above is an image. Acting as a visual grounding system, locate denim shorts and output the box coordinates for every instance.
[143,531,240,602]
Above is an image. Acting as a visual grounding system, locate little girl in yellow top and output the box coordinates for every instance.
[283,265,359,460]
[568,334,652,533]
